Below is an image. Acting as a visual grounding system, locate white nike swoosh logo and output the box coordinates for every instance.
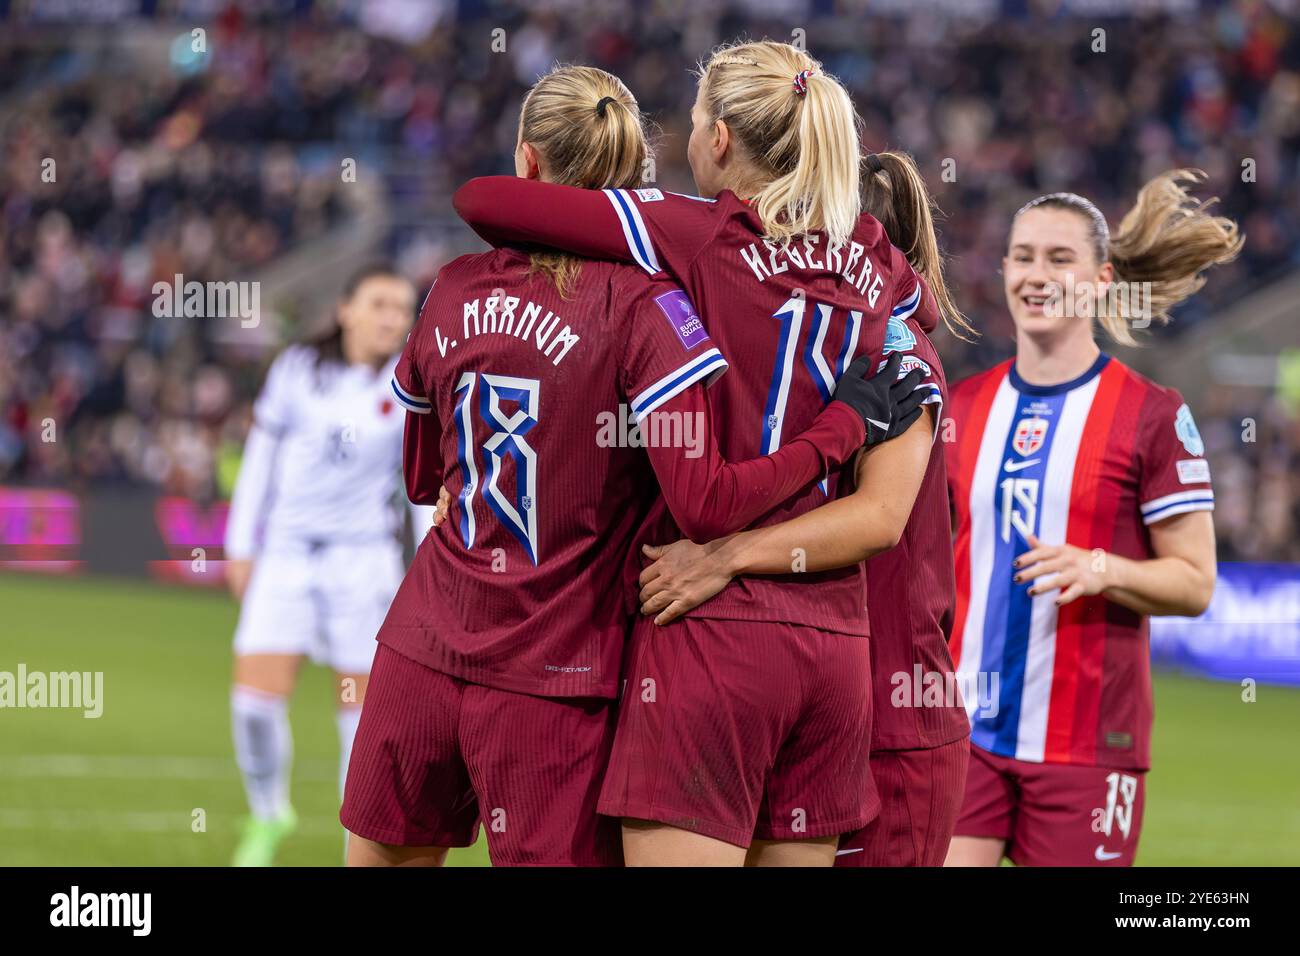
[866,418,889,431]
[1004,458,1040,473]
[1094,846,1123,861]
[834,848,864,857]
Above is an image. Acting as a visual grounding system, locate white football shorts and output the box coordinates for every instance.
[233,538,405,674]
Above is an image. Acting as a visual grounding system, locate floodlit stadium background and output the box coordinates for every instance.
[1,0,1297,866]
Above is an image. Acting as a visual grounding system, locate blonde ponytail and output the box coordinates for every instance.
[697,41,861,247]
[1105,169,1243,343]
[1014,170,1243,345]
[517,65,652,297]
[863,151,975,341]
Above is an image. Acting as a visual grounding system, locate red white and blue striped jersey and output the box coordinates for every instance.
[944,354,1214,770]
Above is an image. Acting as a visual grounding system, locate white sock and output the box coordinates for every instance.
[337,706,362,800]
[231,686,292,820]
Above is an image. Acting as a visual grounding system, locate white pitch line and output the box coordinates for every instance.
[0,754,336,781]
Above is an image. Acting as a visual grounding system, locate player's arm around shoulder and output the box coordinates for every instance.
[453,176,634,262]
[611,270,727,415]
[896,316,948,433]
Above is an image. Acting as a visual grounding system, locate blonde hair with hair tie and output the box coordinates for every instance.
[518,65,651,297]
[697,41,861,248]
[699,42,972,341]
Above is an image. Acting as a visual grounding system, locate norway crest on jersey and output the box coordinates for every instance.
[1013,416,1049,457]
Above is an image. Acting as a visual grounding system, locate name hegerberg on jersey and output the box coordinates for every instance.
[739,233,885,305]
[427,292,581,366]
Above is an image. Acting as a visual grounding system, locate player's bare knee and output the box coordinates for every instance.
[233,653,303,698]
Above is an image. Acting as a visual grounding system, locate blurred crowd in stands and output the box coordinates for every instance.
[1,1,1298,559]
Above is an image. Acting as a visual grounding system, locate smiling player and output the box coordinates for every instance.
[943,171,1241,866]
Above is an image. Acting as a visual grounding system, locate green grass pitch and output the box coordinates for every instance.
[1,572,1297,866]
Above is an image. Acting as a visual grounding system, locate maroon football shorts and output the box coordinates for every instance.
[341,644,621,866]
[597,615,877,848]
[952,743,1147,866]
[835,735,970,866]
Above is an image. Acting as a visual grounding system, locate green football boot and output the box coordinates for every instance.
[231,807,298,867]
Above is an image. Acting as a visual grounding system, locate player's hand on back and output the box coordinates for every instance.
[638,538,735,625]
[432,485,452,527]
[832,351,927,446]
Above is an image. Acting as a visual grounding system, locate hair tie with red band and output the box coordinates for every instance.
[792,69,816,96]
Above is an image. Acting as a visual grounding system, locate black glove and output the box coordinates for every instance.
[832,351,927,446]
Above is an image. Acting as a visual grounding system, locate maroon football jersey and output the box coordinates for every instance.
[382,247,866,698]
[454,179,940,635]
[864,317,969,751]
[383,250,725,697]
